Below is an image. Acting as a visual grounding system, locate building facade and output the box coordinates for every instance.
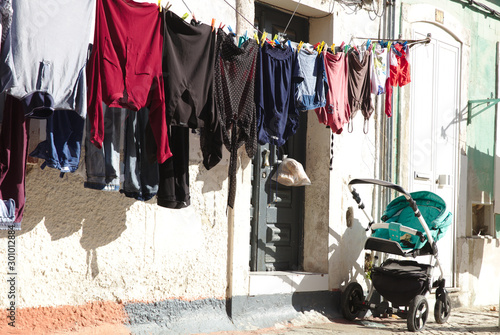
[1,0,499,333]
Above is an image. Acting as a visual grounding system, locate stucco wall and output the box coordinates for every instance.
[0,142,231,308]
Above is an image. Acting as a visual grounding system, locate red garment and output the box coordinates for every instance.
[315,51,350,134]
[389,44,411,87]
[385,44,411,117]
[0,95,29,226]
[87,0,171,164]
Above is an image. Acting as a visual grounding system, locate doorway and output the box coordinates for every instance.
[409,22,460,286]
[250,3,309,272]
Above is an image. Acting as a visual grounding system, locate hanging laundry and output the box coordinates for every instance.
[84,104,124,192]
[256,42,298,146]
[0,0,94,118]
[157,126,190,209]
[347,49,373,132]
[0,95,29,230]
[314,51,350,134]
[0,198,15,227]
[160,10,216,209]
[163,10,216,128]
[371,44,389,95]
[121,108,159,201]
[29,109,85,175]
[205,28,259,208]
[0,0,12,47]
[87,0,171,164]
[292,42,328,111]
[385,43,411,117]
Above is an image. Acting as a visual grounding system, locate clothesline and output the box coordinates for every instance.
[352,34,432,47]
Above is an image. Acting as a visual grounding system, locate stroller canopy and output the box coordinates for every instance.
[373,191,452,250]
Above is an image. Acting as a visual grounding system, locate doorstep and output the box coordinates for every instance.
[249,271,328,295]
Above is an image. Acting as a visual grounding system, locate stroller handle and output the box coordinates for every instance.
[348,178,410,196]
[348,178,439,255]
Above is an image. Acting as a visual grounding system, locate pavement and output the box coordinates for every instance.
[202,305,500,335]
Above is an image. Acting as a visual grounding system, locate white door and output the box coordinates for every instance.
[409,23,460,287]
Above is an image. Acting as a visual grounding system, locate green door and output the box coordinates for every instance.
[250,4,309,272]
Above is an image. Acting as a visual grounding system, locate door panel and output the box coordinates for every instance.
[410,23,459,286]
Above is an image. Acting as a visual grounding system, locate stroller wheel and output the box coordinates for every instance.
[341,282,364,321]
[434,293,451,324]
[407,295,428,332]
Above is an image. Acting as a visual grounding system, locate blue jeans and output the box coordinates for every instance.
[84,103,123,191]
[121,108,158,201]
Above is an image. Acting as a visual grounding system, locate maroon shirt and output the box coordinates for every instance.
[87,0,171,163]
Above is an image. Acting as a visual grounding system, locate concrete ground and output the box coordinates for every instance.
[201,305,499,335]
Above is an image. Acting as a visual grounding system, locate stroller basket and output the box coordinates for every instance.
[373,191,452,252]
[371,259,432,307]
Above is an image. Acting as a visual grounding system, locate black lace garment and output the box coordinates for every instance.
[202,29,258,208]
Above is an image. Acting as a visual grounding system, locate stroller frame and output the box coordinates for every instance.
[341,178,451,332]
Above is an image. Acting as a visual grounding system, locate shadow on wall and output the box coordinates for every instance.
[329,212,370,291]
[0,166,133,277]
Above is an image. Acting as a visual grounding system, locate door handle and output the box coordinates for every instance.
[262,149,270,168]
[414,171,431,180]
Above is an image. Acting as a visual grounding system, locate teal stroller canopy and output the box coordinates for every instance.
[372,191,453,250]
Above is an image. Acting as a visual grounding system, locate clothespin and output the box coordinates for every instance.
[331,43,335,54]
[158,0,162,12]
[366,39,371,48]
[297,41,304,52]
[254,32,259,42]
[261,31,268,46]
[211,19,215,32]
[313,42,321,50]
[340,41,345,49]
[181,13,189,20]
[219,22,225,30]
[228,26,234,35]
[165,2,171,11]
[287,40,292,50]
[387,41,392,49]
[318,41,325,53]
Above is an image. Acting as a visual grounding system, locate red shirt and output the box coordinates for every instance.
[87,0,171,163]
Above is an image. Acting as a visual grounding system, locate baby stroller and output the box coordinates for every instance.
[341,178,453,332]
